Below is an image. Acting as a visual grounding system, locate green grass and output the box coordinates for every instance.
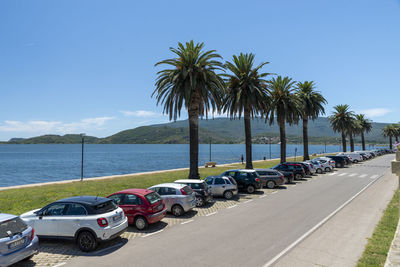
[357,190,399,267]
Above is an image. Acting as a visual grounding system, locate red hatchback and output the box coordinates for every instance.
[107,189,166,230]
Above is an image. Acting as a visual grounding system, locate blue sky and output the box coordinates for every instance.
[0,0,399,141]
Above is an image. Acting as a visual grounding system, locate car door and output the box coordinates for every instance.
[35,203,68,236]
[205,177,218,196]
[213,177,226,195]
[60,203,88,237]
[120,194,144,223]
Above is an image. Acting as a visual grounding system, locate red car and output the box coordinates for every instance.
[107,189,166,230]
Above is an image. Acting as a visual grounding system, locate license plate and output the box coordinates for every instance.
[8,237,26,249]
[113,213,122,222]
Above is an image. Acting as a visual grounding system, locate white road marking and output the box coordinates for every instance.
[370,175,379,179]
[263,178,377,267]
[359,174,368,178]
[244,200,253,204]
[328,173,336,176]
[142,229,164,238]
[206,211,218,217]
[349,173,358,177]
[271,191,278,194]
[259,195,267,198]
[338,173,348,176]
[181,220,194,225]
[52,263,67,267]
[228,204,238,209]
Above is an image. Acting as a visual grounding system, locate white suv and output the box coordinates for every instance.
[20,196,128,252]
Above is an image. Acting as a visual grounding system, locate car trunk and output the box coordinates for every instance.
[145,192,165,213]
[0,217,31,255]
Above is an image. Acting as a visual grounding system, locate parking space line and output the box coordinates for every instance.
[206,211,218,217]
[338,173,348,176]
[181,220,194,225]
[244,200,253,204]
[370,174,379,179]
[228,204,238,209]
[52,263,67,267]
[271,191,278,194]
[328,173,336,176]
[359,174,368,178]
[349,173,357,177]
[142,229,164,238]
[259,195,267,198]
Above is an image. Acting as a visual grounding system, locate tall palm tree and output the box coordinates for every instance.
[393,123,400,142]
[355,114,372,150]
[295,81,327,160]
[153,41,225,179]
[329,104,355,152]
[347,117,360,152]
[223,53,271,169]
[382,125,397,149]
[267,76,300,163]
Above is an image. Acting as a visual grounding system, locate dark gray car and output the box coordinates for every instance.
[255,169,285,189]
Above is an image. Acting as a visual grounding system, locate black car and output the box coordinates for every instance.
[220,169,262,194]
[174,179,212,207]
[280,170,295,184]
[326,156,347,168]
[284,162,311,176]
[272,163,306,180]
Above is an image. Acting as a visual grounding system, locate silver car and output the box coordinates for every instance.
[204,176,238,200]
[0,213,39,267]
[255,169,285,189]
[148,183,196,217]
[309,160,324,174]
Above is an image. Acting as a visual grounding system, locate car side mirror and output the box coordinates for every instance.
[35,211,43,216]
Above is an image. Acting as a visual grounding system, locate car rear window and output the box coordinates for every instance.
[181,186,194,195]
[228,177,237,185]
[188,183,206,190]
[0,217,28,238]
[145,192,162,205]
[92,200,118,214]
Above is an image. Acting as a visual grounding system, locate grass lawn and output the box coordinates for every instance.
[357,190,399,266]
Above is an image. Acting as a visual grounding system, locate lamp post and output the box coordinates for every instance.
[209,138,212,162]
[269,138,272,160]
[294,147,297,162]
[80,133,85,181]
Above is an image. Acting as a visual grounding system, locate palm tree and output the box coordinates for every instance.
[382,125,397,149]
[329,104,355,152]
[153,41,225,179]
[223,53,271,169]
[355,114,372,150]
[347,117,360,152]
[295,81,327,160]
[267,76,300,163]
[393,123,400,142]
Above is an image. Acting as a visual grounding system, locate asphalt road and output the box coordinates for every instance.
[66,154,394,267]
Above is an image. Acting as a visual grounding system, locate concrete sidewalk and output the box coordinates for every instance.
[274,169,398,267]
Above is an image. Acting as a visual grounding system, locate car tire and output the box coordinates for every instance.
[317,168,323,174]
[223,190,234,200]
[196,197,205,207]
[246,185,255,194]
[354,160,359,163]
[171,204,184,217]
[325,167,331,172]
[266,180,275,189]
[77,231,98,252]
[295,173,302,180]
[338,162,343,168]
[134,216,148,230]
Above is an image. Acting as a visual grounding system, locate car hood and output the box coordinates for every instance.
[20,209,40,219]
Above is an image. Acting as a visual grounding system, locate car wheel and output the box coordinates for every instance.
[172,204,184,217]
[77,231,98,252]
[223,190,234,200]
[246,185,255,194]
[338,163,343,168]
[266,180,275,189]
[317,168,323,174]
[354,160,359,163]
[196,197,205,207]
[295,173,302,180]
[134,216,148,230]
[325,167,331,172]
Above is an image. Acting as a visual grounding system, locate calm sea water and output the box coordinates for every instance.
[0,144,362,187]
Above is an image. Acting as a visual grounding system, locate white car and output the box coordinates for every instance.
[314,157,336,168]
[337,152,363,163]
[309,160,324,174]
[20,196,128,252]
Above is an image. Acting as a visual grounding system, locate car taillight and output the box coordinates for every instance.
[97,218,108,227]
[180,188,188,195]
[255,178,260,182]
[310,164,313,168]
[30,228,35,240]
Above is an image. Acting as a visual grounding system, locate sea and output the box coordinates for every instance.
[0,144,366,187]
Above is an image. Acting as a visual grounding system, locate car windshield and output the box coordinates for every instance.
[0,217,28,238]
[187,183,206,190]
[145,192,162,205]
[92,200,117,214]
[181,186,194,195]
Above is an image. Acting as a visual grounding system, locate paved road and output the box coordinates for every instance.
[66,154,394,267]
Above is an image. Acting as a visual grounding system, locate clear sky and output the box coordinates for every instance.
[0,0,399,141]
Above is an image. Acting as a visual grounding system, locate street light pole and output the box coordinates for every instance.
[80,133,85,181]
[209,138,212,162]
[269,138,272,160]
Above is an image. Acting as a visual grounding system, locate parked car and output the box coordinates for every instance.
[148,183,196,216]
[107,189,166,230]
[220,169,262,193]
[314,157,336,168]
[302,161,316,175]
[20,196,128,252]
[284,162,312,175]
[272,163,306,179]
[255,169,285,189]
[326,156,346,168]
[0,213,39,267]
[174,179,213,207]
[204,176,238,199]
[313,159,333,172]
[337,152,363,163]
[281,171,295,184]
[308,160,324,174]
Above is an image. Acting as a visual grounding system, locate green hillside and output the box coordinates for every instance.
[7,134,99,144]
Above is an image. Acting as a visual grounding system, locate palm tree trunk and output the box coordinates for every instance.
[361,131,365,151]
[341,131,347,152]
[390,136,393,150]
[349,132,355,152]
[396,136,399,142]
[279,115,286,163]
[244,108,253,169]
[188,102,200,179]
[302,117,309,160]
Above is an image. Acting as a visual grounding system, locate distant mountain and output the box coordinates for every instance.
[2,117,390,144]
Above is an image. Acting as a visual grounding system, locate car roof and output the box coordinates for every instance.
[56,196,110,205]
[149,183,187,189]
[112,188,155,196]
[205,176,230,180]
[255,168,277,171]
[225,169,256,173]
[0,213,18,222]
[175,179,205,184]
